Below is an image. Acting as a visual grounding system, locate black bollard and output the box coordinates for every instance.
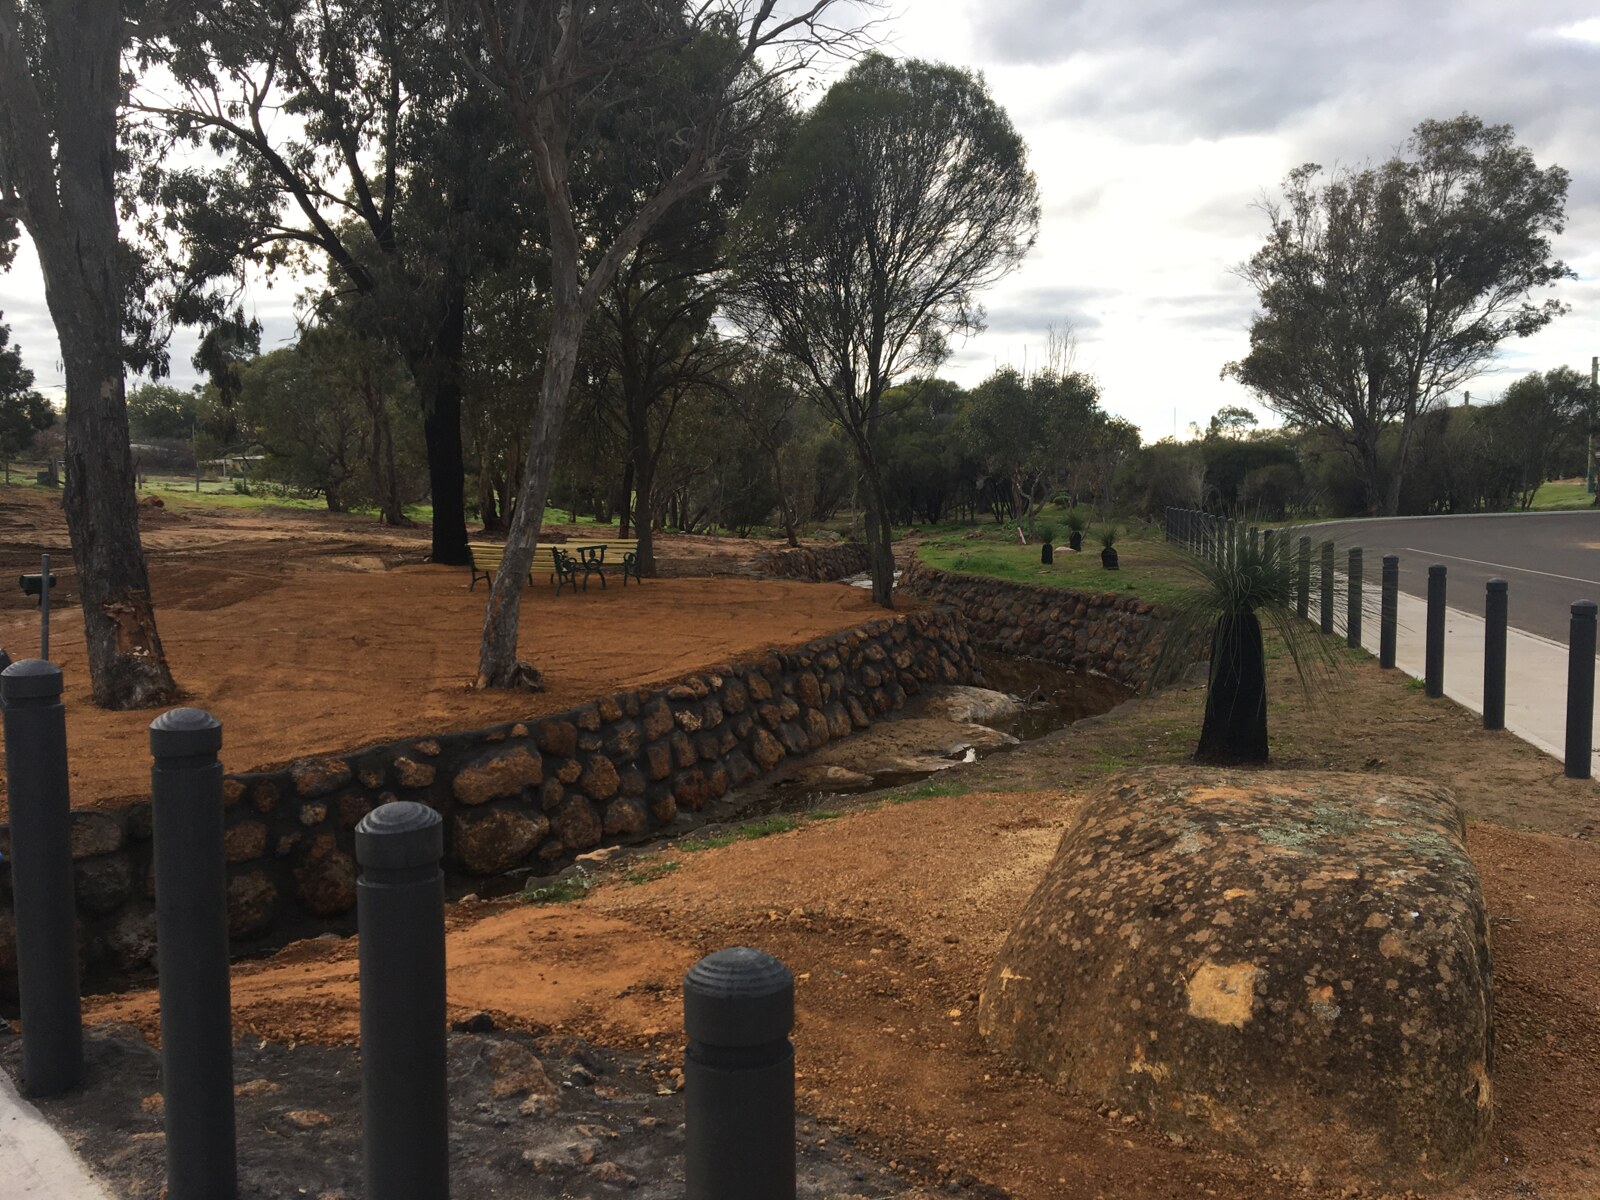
[1380,556,1399,669]
[1566,600,1597,780]
[1,660,82,1097]
[1320,541,1335,635]
[684,947,796,1200]
[1297,537,1311,619]
[1425,565,1447,699]
[1346,548,1363,649]
[151,708,237,1200]
[357,801,449,1200]
[1484,580,1508,731]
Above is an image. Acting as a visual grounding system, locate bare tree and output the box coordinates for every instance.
[453,0,873,688]
[0,0,178,706]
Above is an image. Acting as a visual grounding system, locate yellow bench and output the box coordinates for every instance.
[467,542,580,593]
[563,540,642,589]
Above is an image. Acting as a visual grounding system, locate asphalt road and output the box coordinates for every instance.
[1300,511,1600,645]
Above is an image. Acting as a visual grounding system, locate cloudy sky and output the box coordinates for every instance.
[3,0,1598,441]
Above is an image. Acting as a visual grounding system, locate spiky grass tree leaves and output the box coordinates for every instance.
[1152,530,1343,765]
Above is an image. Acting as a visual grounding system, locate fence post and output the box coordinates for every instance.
[1425,566,1447,699]
[39,552,50,661]
[1,660,82,1097]
[357,801,449,1200]
[1319,541,1335,635]
[1484,580,1508,731]
[1380,556,1399,669]
[1297,537,1311,619]
[1346,548,1363,649]
[1566,600,1597,780]
[684,947,796,1200]
[151,708,237,1200]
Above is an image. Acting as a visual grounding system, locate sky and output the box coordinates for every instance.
[3,0,1598,442]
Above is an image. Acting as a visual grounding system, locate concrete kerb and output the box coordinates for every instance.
[0,1067,114,1199]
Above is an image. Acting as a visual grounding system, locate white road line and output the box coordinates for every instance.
[1400,547,1600,590]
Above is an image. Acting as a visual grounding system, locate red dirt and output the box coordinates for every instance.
[0,489,887,816]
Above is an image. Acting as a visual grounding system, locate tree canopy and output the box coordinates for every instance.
[1226,115,1572,516]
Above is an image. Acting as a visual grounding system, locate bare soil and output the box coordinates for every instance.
[0,489,885,816]
[81,648,1600,1199]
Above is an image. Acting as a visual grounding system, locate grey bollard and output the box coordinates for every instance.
[357,801,449,1200]
[1,660,83,1097]
[151,708,237,1200]
[1297,536,1311,619]
[1566,601,1597,780]
[1380,556,1399,669]
[1319,541,1335,635]
[39,552,50,661]
[1346,548,1363,649]
[1484,580,1508,731]
[684,947,796,1200]
[1425,566,1446,699]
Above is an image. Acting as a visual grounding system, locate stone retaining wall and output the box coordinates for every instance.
[0,608,973,998]
[899,558,1166,688]
[751,542,871,582]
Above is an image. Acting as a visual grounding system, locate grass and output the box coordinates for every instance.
[1528,479,1595,512]
[679,814,802,851]
[916,518,1198,607]
[520,874,594,905]
[888,778,970,803]
[621,859,680,885]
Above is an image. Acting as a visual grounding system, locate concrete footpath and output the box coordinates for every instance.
[0,1067,113,1200]
[1340,580,1598,773]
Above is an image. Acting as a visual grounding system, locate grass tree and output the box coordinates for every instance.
[1154,532,1340,764]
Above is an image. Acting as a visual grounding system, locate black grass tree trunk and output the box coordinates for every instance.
[1195,610,1269,764]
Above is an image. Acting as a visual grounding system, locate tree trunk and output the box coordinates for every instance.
[414,284,470,564]
[1194,610,1269,764]
[5,0,178,708]
[861,466,896,608]
[617,460,633,539]
[773,451,800,547]
[629,411,657,577]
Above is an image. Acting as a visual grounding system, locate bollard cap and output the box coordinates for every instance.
[1429,564,1447,576]
[684,946,794,1047]
[1487,578,1508,593]
[356,800,443,870]
[1382,554,1399,566]
[150,707,222,759]
[1574,599,1598,618]
[1,658,62,702]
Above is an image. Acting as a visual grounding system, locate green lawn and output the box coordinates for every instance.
[1528,479,1595,511]
[915,518,1199,607]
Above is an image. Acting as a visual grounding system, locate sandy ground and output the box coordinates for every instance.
[0,490,883,815]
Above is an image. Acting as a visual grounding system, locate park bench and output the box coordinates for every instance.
[563,539,642,590]
[467,541,580,594]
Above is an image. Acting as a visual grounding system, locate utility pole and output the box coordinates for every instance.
[1589,356,1598,497]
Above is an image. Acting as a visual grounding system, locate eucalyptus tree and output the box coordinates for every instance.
[132,0,538,565]
[454,0,873,688]
[0,317,53,480]
[0,0,179,706]
[729,54,1039,606]
[1227,115,1571,516]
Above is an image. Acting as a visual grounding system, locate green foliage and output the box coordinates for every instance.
[1099,526,1118,549]
[679,815,801,852]
[1035,521,1057,544]
[1065,508,1087,534]
[0,322,54,461]
[126,383,195,443]
[1226,115,1572,516]
[918,523,1197,606]
[520,874,593,905]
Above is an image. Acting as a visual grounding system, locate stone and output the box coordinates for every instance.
[796,672,822,709]
[726,752,757,786]
[847,698,870,728]
[644,742,673,781]
[605,721,641,760]
[299,802,328,827]
[223,821,268,863]
[108,908,158,973]
[618,767,646,798]
[578,733,603,753]
[747,673,773,702]
[675,707,703,733]
[757,703,782,730]
[695,731,721,761]
[223,778,246,805]
[673,769,713,811]
[337,792,374,829]
[454,748,542,805]
[228,870,277,939]
[293,834,358,917]
[978,769,1493,1193]
[576,706,602,732]
[250,780,279,814]
[290,757,353,798]
[777,696,800,721]
[804,708,830,748]
[701,699,723,729]
[485,1040,556,1100]
[286,1111,334,1130]
[74,857,132,916]
[649,792,677,824]
[414,738,442,757]
[394,757,436,788]
[602,797,647,836]
[751,729,785,772]
[778,723,810,756]
[824,704,853,739]
[556,759,583,784]
[670,731,696,769]
[536,719,575,758]
[721,679,749,714]
[551,797,602,852]
[580,758,620,801]
[641,700,674,740]
[455,809,550,875]
[68,812,122,859]
[597,695,623,722]
[541,779,565,810]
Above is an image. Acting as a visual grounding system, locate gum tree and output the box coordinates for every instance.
[1227,115,1571,517]
[0,0,179,706]
[729,54,1040,606]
